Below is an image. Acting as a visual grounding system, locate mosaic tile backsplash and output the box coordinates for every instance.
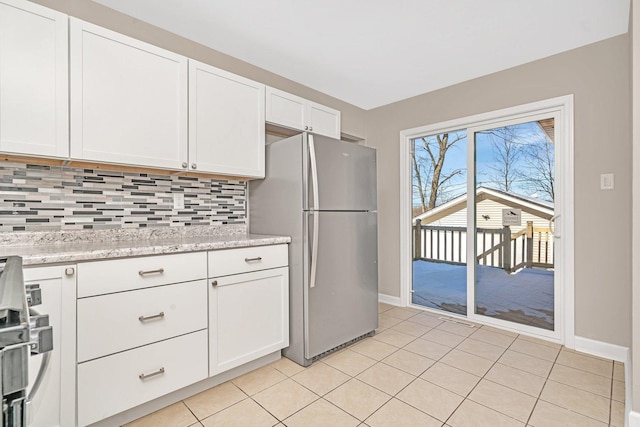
[0,162,246,232]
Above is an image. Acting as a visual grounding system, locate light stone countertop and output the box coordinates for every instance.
[0,225,290,266]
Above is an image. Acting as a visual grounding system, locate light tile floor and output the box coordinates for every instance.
[125,303,625,427]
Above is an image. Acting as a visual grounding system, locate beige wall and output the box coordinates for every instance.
[30,0,367,139]
[632,0,640,412]
[27,0,633,348]
[367,35,632,346]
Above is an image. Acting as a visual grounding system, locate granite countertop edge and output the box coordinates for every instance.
[0,234,291,266]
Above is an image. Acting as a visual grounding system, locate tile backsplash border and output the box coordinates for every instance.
[0,162,247,233]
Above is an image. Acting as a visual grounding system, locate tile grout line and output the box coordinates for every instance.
[521,335,561,426]
[522,344,616,426]
[138,307,619,426]
[441,328,514,426]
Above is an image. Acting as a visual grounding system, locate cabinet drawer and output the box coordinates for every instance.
[77,330,208,427]
[208,244,288,277]
[77,280,207,362]
[77,252,207,297]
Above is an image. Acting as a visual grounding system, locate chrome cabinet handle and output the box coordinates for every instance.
[304,125,309,130]
[309,126,313,131]
[65,267,75,276]
[138,312,165,322]
[191,163,197,170]
[244,257,262,263]
[139,367,165,380]
[211,280,218,287]
[138,268,164,276]
[181,162,188,168]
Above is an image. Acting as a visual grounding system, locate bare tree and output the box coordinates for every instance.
[479,126,524,193]
[523,139,554,201]
[412,132,465,213]
[411,148,430,213]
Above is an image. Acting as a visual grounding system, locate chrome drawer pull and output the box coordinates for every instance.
[138,268,165,276]
[139,367,165,380]
[138,312,165,322]
[244,257,263,263]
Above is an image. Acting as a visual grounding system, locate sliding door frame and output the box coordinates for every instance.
[399,95,574,346]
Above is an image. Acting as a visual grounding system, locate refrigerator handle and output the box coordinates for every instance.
[309,211,319,288]
[308,134,320,210]
[308,134,320,288]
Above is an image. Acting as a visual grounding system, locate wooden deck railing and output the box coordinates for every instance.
[413,220,554,272]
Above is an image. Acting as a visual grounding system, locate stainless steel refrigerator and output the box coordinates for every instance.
[249,132,378,366]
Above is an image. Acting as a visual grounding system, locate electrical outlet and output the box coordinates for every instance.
[173,193,185,209]
[600,173,614,190]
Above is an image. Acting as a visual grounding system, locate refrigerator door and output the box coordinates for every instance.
[306,134,377,212]
[304,211,378,360]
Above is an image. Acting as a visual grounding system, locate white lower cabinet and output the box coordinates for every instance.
[24,264,76,427]
[209,267,289,375]
[77,280,208,363]
[77,330,208,426]
[56,244,288,426]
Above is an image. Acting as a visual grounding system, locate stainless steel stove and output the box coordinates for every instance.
[0,257,53,427]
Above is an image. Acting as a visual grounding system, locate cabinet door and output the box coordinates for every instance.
[189,60,265,177]
[24,265,76,427]
[209,267,289,375]
[265,87,305,131]
[307,101,341,139]
[70,18,188,170]
[0,0,68,158]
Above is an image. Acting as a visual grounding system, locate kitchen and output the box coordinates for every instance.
[0,0,636,426]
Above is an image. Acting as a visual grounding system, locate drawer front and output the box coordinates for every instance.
[77,252,207,297]
[77,280,207,362]
[208,244,288,277]
[77,330,208,427]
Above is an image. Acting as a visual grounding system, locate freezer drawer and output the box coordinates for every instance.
[304,211,378,360]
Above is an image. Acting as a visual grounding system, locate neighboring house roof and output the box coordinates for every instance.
[413,186,554,223]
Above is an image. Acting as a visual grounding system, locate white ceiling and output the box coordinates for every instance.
[91,0,630,110]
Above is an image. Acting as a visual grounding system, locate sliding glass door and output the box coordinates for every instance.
[470,117,556,331]
[411,130,467,315]
[410,112,561,337]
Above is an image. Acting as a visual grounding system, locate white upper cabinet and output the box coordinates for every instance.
[266,87,341,139]
[306,100,341,139]
[189,60,265,177]
[70,18,188,170]
[0,0,68,158]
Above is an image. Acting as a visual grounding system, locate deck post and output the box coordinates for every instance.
[526,221,534,267]
[502,226,512,272]
[414,219,422,260]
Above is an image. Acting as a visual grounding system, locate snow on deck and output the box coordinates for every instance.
[412,260,554,330]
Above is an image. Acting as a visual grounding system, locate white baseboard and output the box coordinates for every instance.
[378,293,402,306]
[574,337,632,427]
[574,336,629,362]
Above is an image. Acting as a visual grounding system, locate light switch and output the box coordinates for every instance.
[173,193,185,209]
[600,173,614,190]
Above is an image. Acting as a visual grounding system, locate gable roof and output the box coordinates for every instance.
[413,186,554,223]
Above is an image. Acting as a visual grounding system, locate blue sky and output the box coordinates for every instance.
[412,121,553,208]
